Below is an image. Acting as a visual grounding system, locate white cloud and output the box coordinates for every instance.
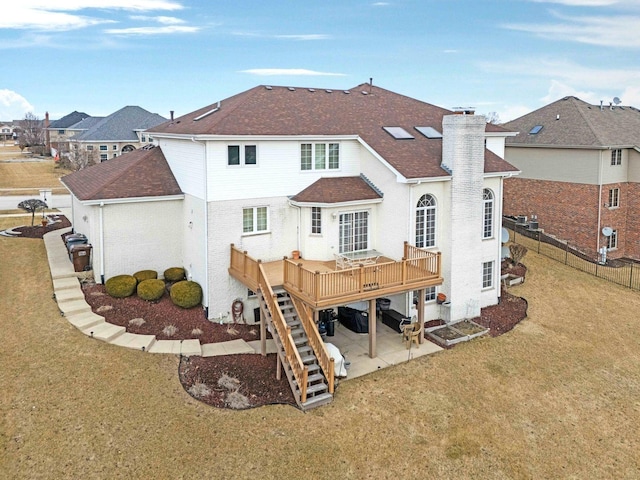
[105,25,199,35]
[240,69,347,77]
[0,90,35,120]
[129,15,186,24]
[618,86,640,107]
[529,0,620,5]
[274,34,331,41]
[504,13,640,48]
[499,105,535,123]
[541,79,599,103]
[372,2,390,6]
[1,1,184,31]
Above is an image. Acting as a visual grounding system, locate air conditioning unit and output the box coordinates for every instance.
[528,220,539,230]
[516,215,527,225]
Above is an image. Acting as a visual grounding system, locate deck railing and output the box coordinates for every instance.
[289,296,335,394]
[258,263,309,403]
[229,244,260,292]
[283,246,441,308]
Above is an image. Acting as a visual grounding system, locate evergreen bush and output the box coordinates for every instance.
[105,275,137,298]
[164,267,185,282]
[137,279,165,301]
[133,270,157,282]
[170,280,202,309]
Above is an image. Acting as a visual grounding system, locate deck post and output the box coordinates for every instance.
[276,353,281,380]
[259,302,266,356]
[368,298,377,358]
[417,288,425,344]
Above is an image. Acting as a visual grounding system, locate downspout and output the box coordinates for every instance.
[596,150,604,255]
[407,182,417,315]
[191,137,209,318]
[99,201,105,284]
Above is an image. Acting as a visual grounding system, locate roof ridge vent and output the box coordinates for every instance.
[193,100,221,121]
[360,173,384,198]
[343,90,351,94]
[288,87,295,91]
[325,89,333,93]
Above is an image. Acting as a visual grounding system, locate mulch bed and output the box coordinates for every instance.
[6,215,71,238]
[82,283,265,344]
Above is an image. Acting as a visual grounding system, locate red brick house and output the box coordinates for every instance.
[503,96,640,261]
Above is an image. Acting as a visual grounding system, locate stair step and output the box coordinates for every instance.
[66,311,105,330]
[294,336,307,347]
[82,322,126,342]
[301,392,333,410]
[306,383,328,395]
[298,345,312,355]
[301,354,317,364]
[306,363,320,374]
[307,373,325,384]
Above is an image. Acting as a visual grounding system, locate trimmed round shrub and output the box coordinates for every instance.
[164,267,185,282]
[137,279,165,301]
[133,270,157,282]
[105,275,137,298]
[170,280,202,309]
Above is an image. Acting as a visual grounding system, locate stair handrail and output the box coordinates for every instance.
[258,263,309,403]
[289,296,335,394]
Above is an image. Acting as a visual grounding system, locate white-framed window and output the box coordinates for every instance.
[99,145,108,151]
[425,286,437,302]
[86,145,93,151]
[301,143,339,171]
[607,229,618,249]
[482,261,494,289]
[141,134,146,143]
[112,144,117,150]
[243,206,268,234]
[339,211,368,253]
[58,129,65,134]
[228,145,257,166]
[311,207,322,234]
[611,149,622,166]
[608,188,620,208]
[483,189,494,239]
[416,194,436,248]
[100,154,108,161]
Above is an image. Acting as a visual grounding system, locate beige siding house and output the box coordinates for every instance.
[503,96,640,261]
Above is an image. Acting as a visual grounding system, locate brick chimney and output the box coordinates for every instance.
[440,111,486,322]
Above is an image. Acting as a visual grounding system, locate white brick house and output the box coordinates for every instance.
[63,84,518,325]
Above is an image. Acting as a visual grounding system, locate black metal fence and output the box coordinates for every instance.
[503,217,640,291]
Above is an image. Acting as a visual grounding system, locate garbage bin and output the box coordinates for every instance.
[66,234,88,260]
[320,309,336,336]
[70,244,92,272]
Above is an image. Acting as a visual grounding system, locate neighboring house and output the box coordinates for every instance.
[69,106,166,162]
[62,84,518,327]
[503,96,640,261]
[47,111,90,156]
[0,122,18,142]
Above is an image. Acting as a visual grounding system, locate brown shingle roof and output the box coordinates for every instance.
[504,96,640,147]
[150,84,517,179]
[290,176,383,204]
[61,146,182,201]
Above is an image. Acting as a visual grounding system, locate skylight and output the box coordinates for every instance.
[415,126,443,139]
[529,125,543,134]
[383,126,414,139]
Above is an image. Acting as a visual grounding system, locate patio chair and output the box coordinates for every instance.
[402,317,421,349]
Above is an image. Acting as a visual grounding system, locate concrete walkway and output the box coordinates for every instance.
[44,227,274,358]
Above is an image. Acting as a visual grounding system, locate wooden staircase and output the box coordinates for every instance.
[258,289,333,411]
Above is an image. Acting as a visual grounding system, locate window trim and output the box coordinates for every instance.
[99,145,108,151]
[242,206,269,235]
[607,229,618,250]
[608,187,620,208]
[482,261,494,289]
[99,153,108,161]
[483,189,494,239]
[611,149,622,166]
[311,206,322,235]
[228,144,258,167]
[300,142,340,171]
[416,194,436,248]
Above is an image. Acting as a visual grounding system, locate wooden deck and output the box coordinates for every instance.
[229,243,442,310]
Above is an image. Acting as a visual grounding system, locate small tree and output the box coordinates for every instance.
[17,113,45,153]
[59,141,95,171]
[17,199,48,226]
[509,244,528,265]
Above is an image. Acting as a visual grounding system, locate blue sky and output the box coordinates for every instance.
[1,0,639,123]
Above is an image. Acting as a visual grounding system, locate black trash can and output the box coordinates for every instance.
[321,309,336,336]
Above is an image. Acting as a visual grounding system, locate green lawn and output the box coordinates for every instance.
[1,221,639,479]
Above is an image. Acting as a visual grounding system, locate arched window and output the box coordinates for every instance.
[483,189,494,239]
[416,194,436,248]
